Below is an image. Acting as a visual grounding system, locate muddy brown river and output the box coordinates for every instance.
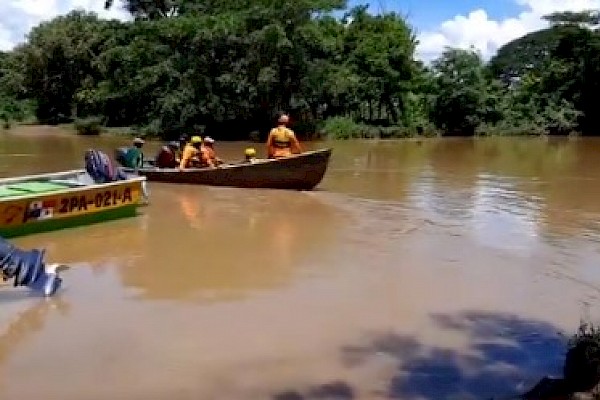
[1,128,600,399]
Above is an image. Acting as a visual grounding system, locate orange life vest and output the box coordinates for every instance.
[270,126,294,148]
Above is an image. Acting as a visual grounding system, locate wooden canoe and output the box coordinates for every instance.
[130,148,332,190]
[0,170,148,238]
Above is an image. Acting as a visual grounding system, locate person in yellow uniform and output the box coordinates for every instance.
[176,135,188,163]
[201,137,222,166]
[179,136,204,170]
[266,114,302,159]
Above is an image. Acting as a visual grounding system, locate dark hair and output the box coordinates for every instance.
[274,111,288,122]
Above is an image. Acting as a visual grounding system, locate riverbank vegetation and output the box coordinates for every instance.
[0,2,599,139]
[523,322,600,399]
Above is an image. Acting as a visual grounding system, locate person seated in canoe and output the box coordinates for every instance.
[155,141,180,168]
[176,135,189,163]
[116,137,145,169]
[243,147,258,164]
[179,136,214,170]
[201,136,223,166]
[266,114,302,159]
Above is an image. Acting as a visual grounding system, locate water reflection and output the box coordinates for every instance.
[324,140,433,201]
[325,137,599,244]
[176,189,204,230]
[0,132,600,399]
[0,297,70,388]
[470,174,541,253]
[11,217,147,265]
[412,140,479,221]
[118,187,342,301]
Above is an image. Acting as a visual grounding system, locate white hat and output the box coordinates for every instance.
[203,136,215,144]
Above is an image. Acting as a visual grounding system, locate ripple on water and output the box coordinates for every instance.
[3,137,600,399]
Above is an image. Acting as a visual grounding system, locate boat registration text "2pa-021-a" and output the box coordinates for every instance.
[57,188,133,214]
[0,183,142,227]
[22,186,136,223]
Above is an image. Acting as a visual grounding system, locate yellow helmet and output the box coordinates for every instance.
[191,136,202,144]
[245,148,256,157]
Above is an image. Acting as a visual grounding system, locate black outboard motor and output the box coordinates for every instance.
[0,237,65,296]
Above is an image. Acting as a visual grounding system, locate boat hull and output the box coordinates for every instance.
[0,170,147,238]
[134,148,332,190]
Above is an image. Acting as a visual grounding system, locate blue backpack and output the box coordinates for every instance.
[85,149,123,183]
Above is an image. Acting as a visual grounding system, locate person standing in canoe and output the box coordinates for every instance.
[266,114,302,159]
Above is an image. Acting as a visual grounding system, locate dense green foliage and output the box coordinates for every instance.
[565,322,600,393]
[1,2,600,138]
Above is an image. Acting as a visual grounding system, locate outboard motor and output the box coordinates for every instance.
[0,238,66,296]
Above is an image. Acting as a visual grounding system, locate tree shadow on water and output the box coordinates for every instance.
[341,311,567,400]
[273,381,355,400]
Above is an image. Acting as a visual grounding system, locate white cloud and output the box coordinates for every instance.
[0,0,130,51]
[416,0,600,63]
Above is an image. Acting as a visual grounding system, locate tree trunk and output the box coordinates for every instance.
[385,96,398,124]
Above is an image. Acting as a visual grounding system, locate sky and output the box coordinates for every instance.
[0,0,599,62]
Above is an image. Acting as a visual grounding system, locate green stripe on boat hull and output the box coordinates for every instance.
[0,204,140,238]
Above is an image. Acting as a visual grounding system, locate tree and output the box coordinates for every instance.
[5,11,124,123]
[105,0,178,19]
[543,10,600,27]
[536,13,600,134]
[429,48,490,135]
[342,6,418,124]
[488,27,570,83]
[4,0,600,138]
